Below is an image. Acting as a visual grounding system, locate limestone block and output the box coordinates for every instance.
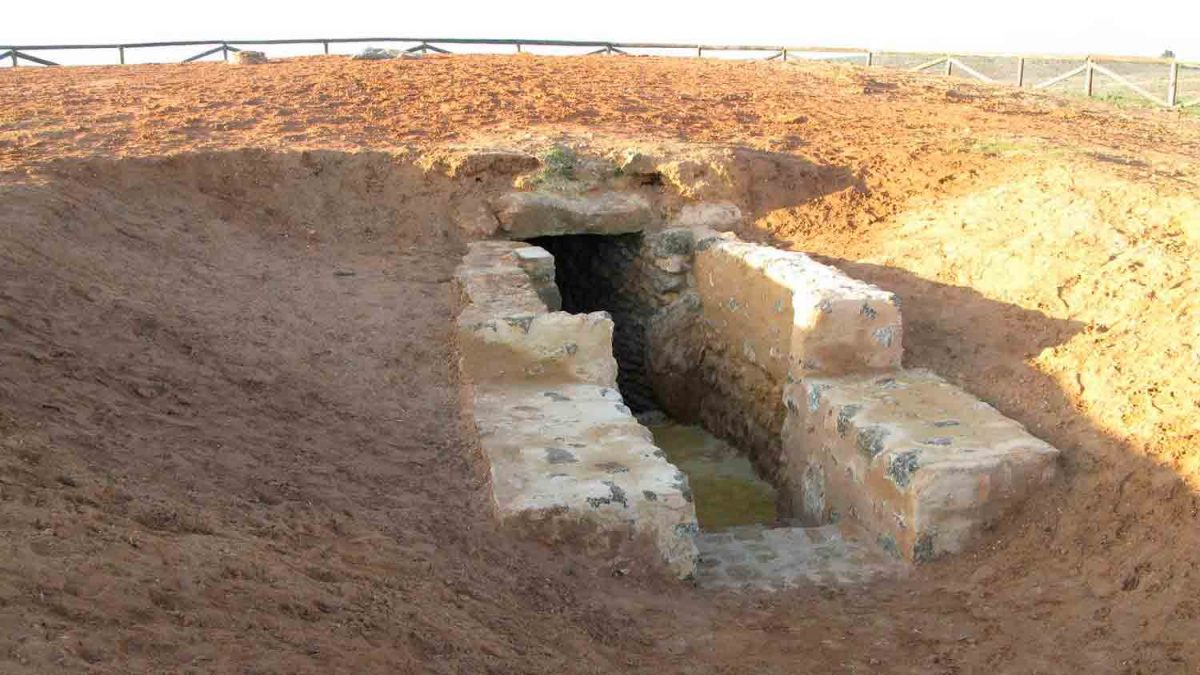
[617,149,662,177]
[455,241,557,320]
[782,369,1059,562]
[493,191,658,238]
[450,196,501,240]
[457,312,618,387]
[693,241,798,386]
[514,246,555,281]
[474,383,699,578]
[514,246,561,310]
[779,254,902,379]
[668,202,743,231]
[696,240,902,381]
[232,51,268,65]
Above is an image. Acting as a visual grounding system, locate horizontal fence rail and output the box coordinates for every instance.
[2,37,1197,108]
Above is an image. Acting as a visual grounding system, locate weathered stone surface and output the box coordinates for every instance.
[493,191,658,238]
[782,369,1059,562]
[475,383,699,577]
[458,312,618,386]
[450,196,501,240]
[455,241,559,322]
[696,240,903,382]
[617,149,662,177]
[668,202,743,231]
[695,522,906,590]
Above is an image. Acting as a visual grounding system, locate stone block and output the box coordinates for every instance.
[232,51,268,65]
[782,369,1059,562]
[696,241,901,380]
[457,312,618,387]
[456,241,559,321]
[668,202,743,231]
[450,195,501,240]
[493,191,658,238]
[474,383,699,578]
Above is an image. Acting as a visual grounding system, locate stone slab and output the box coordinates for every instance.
[694,523,907,590]
[493,191,658,238]
[783,369,1059,562]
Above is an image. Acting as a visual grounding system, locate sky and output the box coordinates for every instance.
[4,0,1198,65]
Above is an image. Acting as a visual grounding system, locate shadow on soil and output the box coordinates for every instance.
[800,256,1200,668]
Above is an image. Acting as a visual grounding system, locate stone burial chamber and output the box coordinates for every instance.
[452,189,1060,586]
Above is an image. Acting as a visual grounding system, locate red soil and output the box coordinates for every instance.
[1,55,1198,673]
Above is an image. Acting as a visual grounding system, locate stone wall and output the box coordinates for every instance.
[454,240,700,578]
[530,231,693,413]
[784,370,1059,561]
[528,228,901,513]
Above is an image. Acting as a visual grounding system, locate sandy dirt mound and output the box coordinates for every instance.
[1,56,1199,673]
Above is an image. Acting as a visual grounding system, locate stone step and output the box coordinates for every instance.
[474,382,699,577]
[694,522,906,590]
[783,369,1059,562]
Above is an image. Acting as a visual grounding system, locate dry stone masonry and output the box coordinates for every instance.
[785,370,1059,561]
[455,189,1061,585]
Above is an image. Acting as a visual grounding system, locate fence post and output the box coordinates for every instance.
[119,46,125,65]
[1016,57,1024,87]
[222,43,229,62]
[782,48,788,62]
[866,51,873,67]
[1167,61,1179,107]
[697,46,702,58]
[323,41,330,55]
[516,43,522,54]
[945,57,953,76]
[1084,59,1094,97]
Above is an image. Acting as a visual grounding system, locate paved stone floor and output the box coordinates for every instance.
[694,523,908,591]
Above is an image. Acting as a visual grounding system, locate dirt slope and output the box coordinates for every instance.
[1,55,1199,673]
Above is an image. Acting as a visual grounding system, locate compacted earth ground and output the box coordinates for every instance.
[1,54,1199,673]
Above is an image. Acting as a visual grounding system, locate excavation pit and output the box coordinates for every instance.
[455,209,1060,587]
[528,232,781,532]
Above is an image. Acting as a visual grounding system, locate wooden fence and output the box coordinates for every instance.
[1,37,1196,108]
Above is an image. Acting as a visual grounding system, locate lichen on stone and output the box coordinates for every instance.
[856,426,889,458]
[887,450,921,488]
